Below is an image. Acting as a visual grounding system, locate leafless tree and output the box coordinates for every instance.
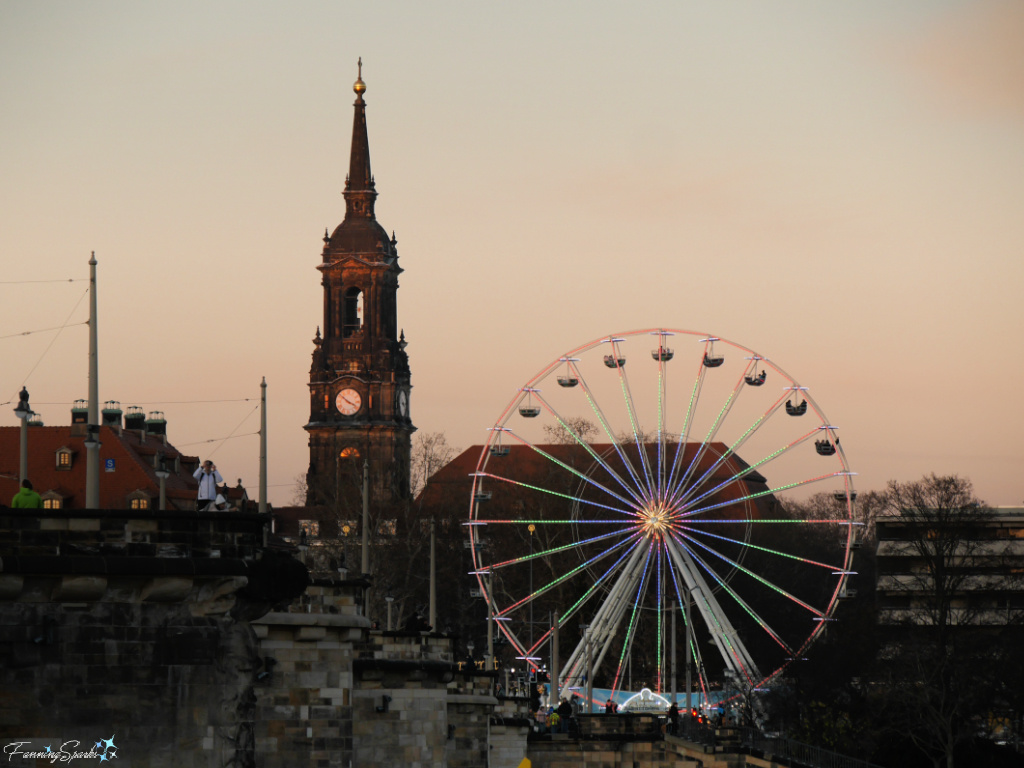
[876,474,1002,768]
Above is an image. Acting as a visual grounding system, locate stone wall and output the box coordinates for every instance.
[0,508,304,767]
[251,579,370,768]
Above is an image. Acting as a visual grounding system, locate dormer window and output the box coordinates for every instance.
[56,447,74,471]
[41,491,63,510]
[127,490,151,510]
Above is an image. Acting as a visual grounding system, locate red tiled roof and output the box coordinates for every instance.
[0,425,201,509]
[417,442,771,515]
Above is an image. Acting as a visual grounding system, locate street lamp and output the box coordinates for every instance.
[13,387,31,484]
[155,453,170,511]
[528,523,535,651]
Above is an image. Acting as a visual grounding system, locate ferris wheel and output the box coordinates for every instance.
[468,328,857,709]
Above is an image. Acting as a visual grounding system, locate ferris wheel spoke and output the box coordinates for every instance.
[680,469,854,519]
[563,539,653,695]
[665,349,711,502]
[675,425,819,511]
[603,338,657,499]
[669,360,748,511]
[570,360,651,504]
[498,530,645,619]
[473,469,640,519]
[669,392,789,510]
[679,525,844,573]
[651,330,675,501]
[675,530,825,622]
[665,554,713,706]
[485,526,639,572]
[664,534,761,686]
[530,390,649,508]
[604,542,659,696]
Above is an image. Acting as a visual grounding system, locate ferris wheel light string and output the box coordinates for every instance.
[529,394,648,508]
[675,525,842,571]
[677,531,825,619]
[613,361,656,498]
[671,427,819,511]
[666,359,706,489]
[499,531,643,617]
[473,471,642,518]
[671,393,790,509]
[501,425,647,512]
[672,538,791,668]
[487,526,637,570]
[609,539,657,694]
[679,471,843,519]
[551,533,648,663]
[576,372,651,501]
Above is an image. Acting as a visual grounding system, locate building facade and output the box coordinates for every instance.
[0,401,241,511]
[875,507,1024,626]
[305,62,415,513]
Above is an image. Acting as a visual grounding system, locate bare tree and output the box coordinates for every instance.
[410,431,458,498]
[876,474,1001,768]
[542,416,598,446]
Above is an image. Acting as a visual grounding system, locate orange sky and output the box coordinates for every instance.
[1,1,1022,507]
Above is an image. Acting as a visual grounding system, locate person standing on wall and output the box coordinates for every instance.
[11,479,43,509]
[193,460,223,511]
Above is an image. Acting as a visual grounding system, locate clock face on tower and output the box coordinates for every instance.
[335,388,362,416]
[397,390,408,417]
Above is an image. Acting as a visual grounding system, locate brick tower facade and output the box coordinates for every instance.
[305,61,414,513]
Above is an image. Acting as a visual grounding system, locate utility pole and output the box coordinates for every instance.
[361,459,370,615]
[85,252,100,509]
[429,518,436,631]
[14,388,31,483]
[258,377,267,514]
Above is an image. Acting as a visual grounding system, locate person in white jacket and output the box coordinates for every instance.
[193,460,223,511]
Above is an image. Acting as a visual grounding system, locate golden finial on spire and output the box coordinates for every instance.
[353,57,366,96]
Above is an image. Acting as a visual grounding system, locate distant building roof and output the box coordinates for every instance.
[0,422,245,511]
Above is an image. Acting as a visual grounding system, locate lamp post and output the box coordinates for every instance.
[85,252,100,510]
[528,523,535,651]
[155,453,170,511]
[13,387,31,484]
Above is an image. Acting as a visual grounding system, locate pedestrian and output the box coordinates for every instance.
[10,479,43,509]
[193,460,223,511]
[556,697,573,734]
[604,698,615,714]
[667,701,679,735]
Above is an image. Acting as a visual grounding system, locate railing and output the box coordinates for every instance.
[740,728,885,768]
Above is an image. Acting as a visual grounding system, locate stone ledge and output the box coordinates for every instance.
[253,611,371,629]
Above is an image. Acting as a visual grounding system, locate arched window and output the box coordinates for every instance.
[343,287,363,337]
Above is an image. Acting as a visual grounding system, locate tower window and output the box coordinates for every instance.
[340,447,360,460]
[343,287,363,337]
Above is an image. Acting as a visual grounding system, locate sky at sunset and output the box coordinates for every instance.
[1,1,1022,508]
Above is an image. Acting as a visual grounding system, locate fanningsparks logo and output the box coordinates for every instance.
[3,736,118,762]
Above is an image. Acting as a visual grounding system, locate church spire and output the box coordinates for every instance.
[344,57,377,220]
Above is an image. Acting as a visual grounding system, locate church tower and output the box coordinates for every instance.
[305,61,414,511]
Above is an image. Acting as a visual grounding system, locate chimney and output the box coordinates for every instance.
[145,411,167,437]
[70,399,88,437]
[124,406,145,431]
[102,400,123,428]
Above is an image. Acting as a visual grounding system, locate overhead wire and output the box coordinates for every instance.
[8,286,90,399]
